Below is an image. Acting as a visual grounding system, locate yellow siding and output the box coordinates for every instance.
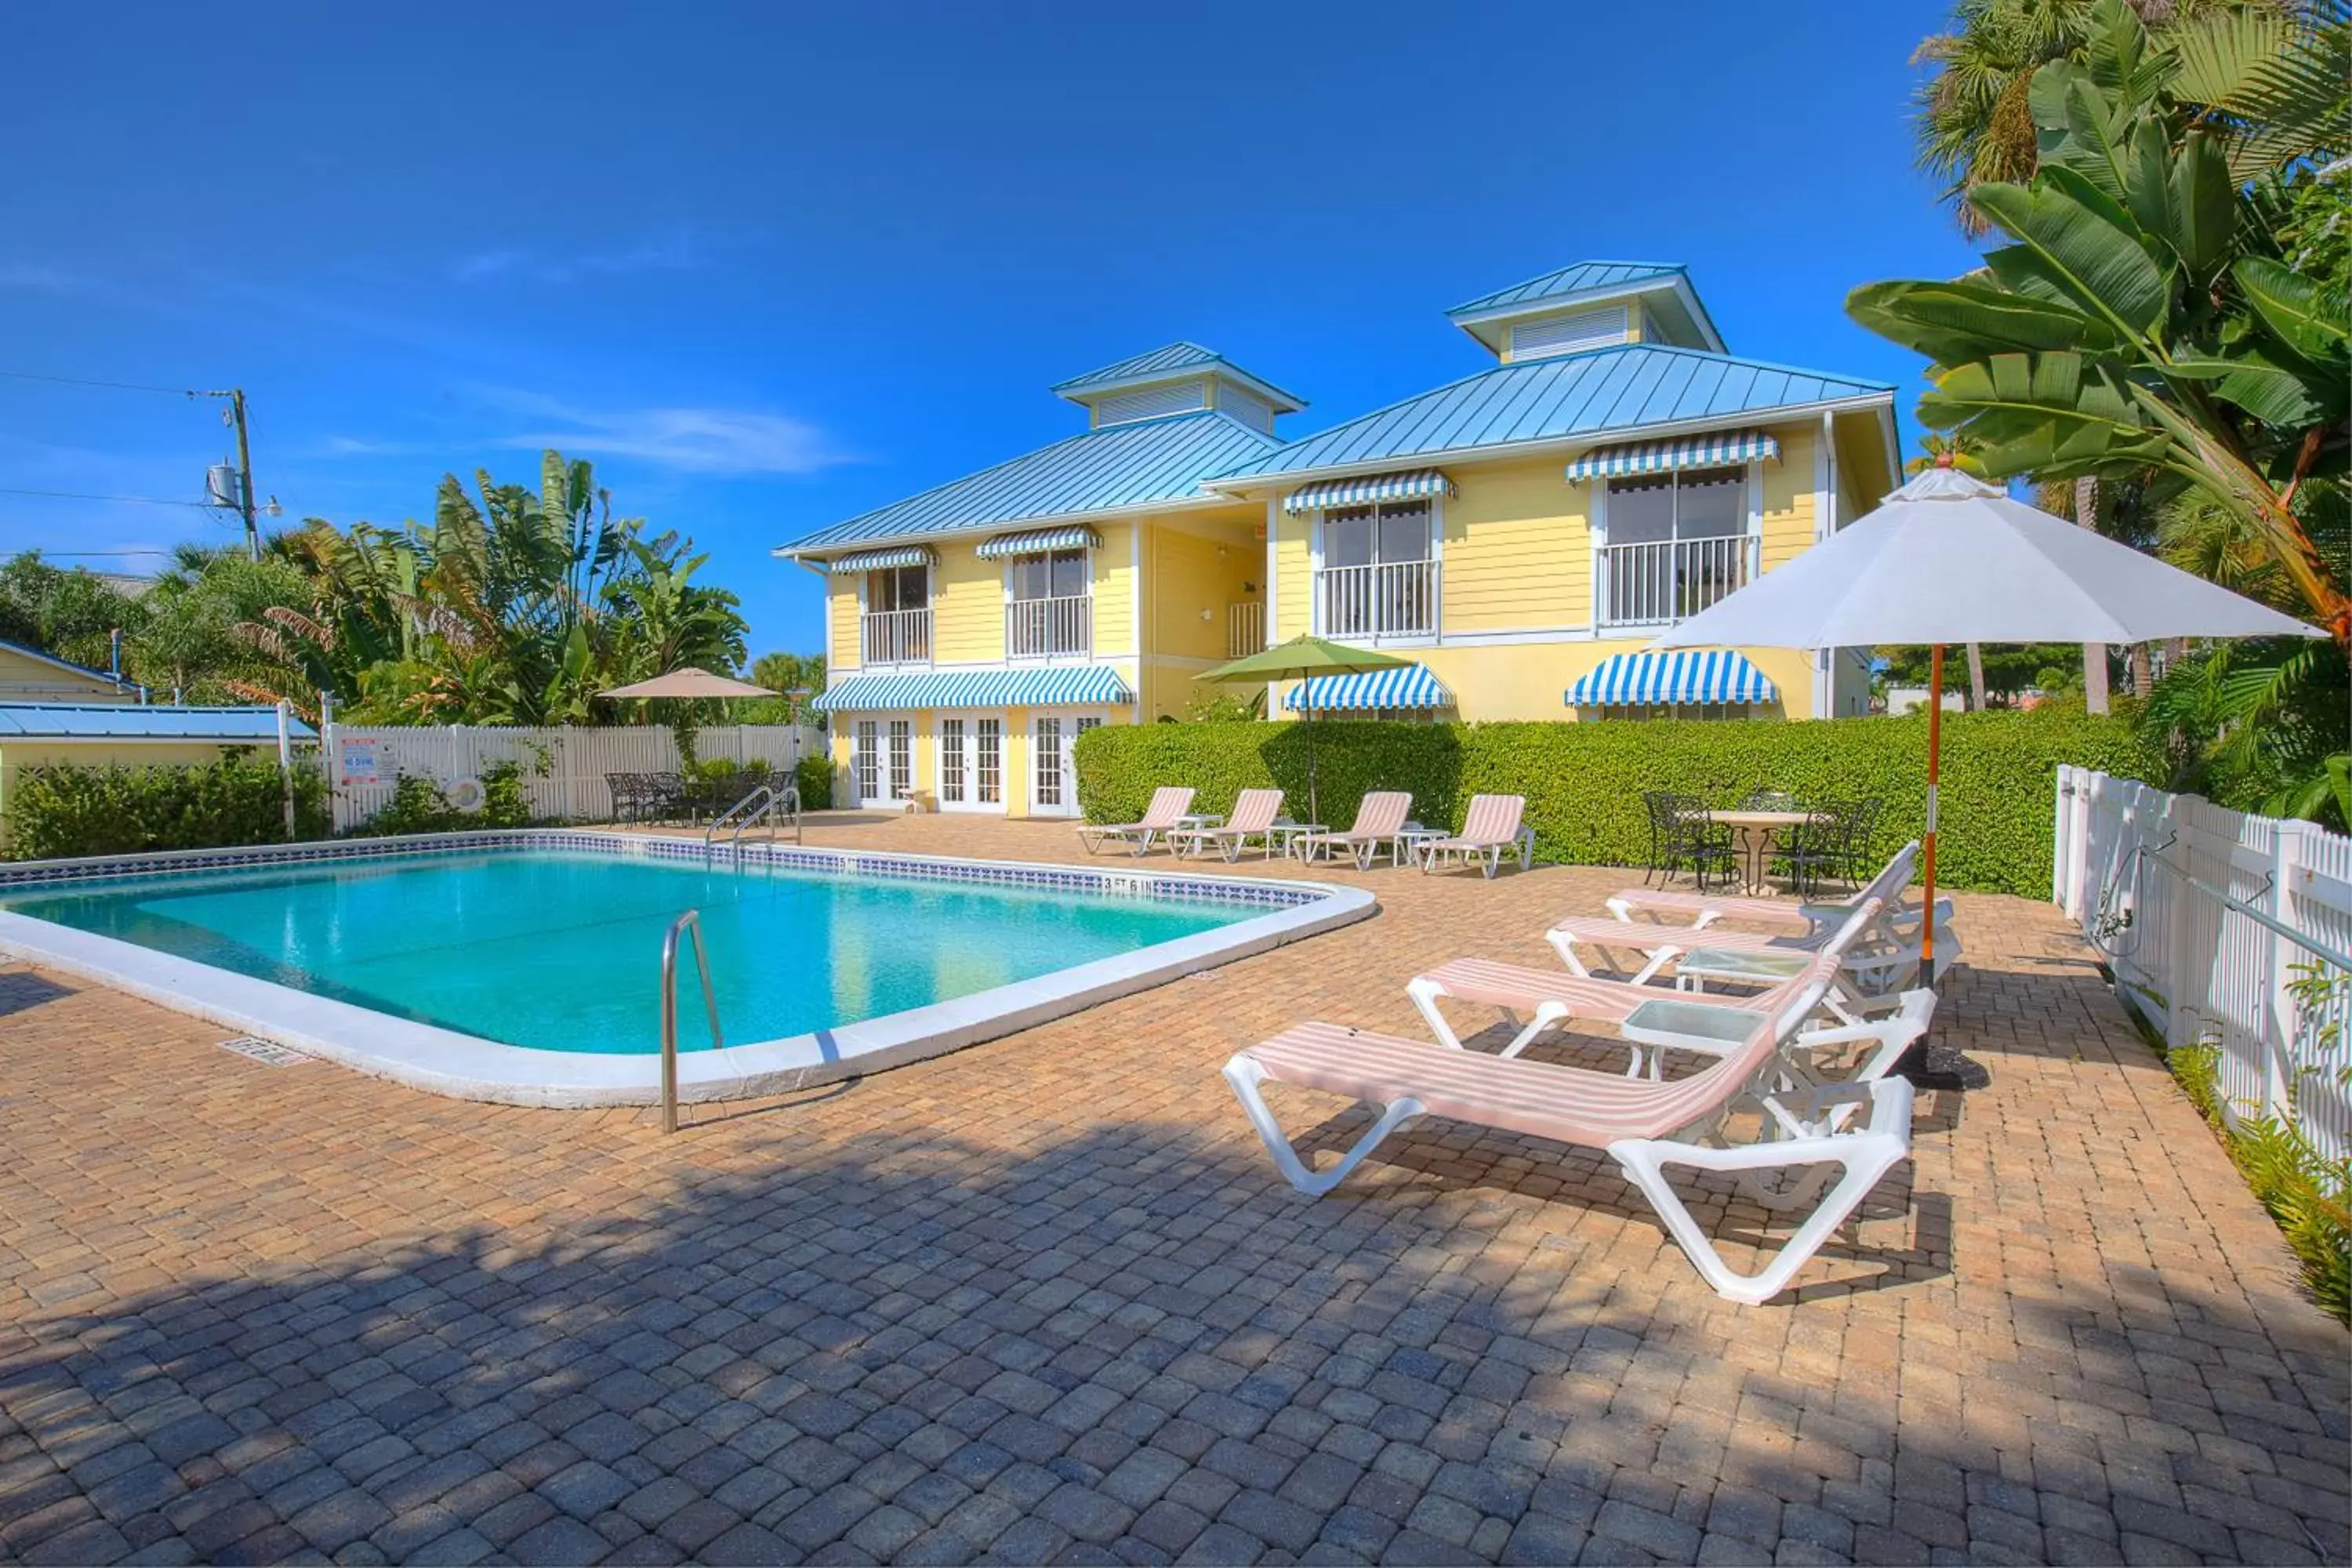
[0,647,130,702]
[1443,457,1591,631]
[930,546,1002,665]
[1270,509,1312,640]
[1092,523,1135,656]
[826,579,860,670]
[1759,423,1819,571]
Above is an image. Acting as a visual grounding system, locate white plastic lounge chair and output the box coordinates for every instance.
[1077,786,1196,857]
[1551,844,1959,993]
[1291,791,1414,869]
[1168,789,1286,862]
[1602,842,1955,938]
[1408,899,1903,1065]
[1419,794,1536,878]
[1223,953,1918,1305]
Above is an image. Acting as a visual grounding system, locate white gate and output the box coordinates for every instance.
[2055,764,2352,1160]
[325,723,824,832]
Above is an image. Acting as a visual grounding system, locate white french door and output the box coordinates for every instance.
[935,712,1005,813]
[1029,712,1106,818]
[851,720,882,806]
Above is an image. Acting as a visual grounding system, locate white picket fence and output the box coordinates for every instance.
[2054,764,2352,1161]
[324,724,825,832]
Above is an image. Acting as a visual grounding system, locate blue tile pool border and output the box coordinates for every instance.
[0,828,1374,1109]
[0,829,1322,913]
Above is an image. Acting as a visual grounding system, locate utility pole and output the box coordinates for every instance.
[229,388,259,561]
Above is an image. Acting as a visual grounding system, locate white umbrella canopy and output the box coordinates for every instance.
[1644,460,2321,1090]
[1650,464,2321,652]
[598,667,776,700]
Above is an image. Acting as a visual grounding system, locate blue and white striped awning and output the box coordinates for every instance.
[822,544,935,573]
[974,524,1102,560]
[1566,651,1778,707]
[811,664,1134,713]
[1563,430,1779,481]
[1282,663,1452,713]
[1282,469,1454,514]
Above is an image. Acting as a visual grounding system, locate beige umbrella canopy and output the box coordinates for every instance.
[598,667,775,700]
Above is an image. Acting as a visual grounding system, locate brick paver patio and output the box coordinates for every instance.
[1,812,2344,1566]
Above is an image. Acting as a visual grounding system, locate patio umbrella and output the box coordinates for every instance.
[1650,459,2321,1083]
[598,667,777,699]
[1194,634,1412,824]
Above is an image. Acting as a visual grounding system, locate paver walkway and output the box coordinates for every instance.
[0,813,2344,1566]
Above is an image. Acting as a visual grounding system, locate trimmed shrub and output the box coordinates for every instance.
[5,752,329,860]
[794,750,834,811]
[1073,710,2163,898]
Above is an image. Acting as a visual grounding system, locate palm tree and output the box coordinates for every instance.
[1912,0,2278,234]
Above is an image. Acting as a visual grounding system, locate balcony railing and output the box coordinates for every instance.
[1006,594,1091,659]
[861,608,932,666]
[1314,560,1439,641]
[1226,601,1265,659]
[1597,536,1754,629]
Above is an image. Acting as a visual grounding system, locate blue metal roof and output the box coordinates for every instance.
[1052,343,1224,392]
[0,703,316,740]
[778,412,1283,554]
[1446,261,1688,320]
[1208,345,1891,484]
[1051,343,1305,410]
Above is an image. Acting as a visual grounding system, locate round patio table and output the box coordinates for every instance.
[1702,808,1830,897]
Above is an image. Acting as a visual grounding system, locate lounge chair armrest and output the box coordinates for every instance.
[1630,1079,1914,1175]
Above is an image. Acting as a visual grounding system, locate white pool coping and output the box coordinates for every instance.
[0,829,1377,1108]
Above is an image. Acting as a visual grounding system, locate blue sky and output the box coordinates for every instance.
[2,1,1979,659]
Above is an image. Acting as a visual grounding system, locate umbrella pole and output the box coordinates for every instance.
[1921,643,1941,991]
[1305,694,1319,828]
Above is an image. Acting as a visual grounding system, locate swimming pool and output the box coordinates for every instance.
[0,832,1373,1105]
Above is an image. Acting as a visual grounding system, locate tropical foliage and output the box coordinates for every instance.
[1872,0,2350,823]
[0,451,757,727]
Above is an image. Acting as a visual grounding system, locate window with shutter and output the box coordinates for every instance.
[1508,305,1630,361]
[1094,380,1208,426]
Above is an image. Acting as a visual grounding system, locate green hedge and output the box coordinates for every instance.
[1073,712,2164,898]
[5,753,330,861]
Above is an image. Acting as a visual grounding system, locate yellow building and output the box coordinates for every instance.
[0,638,142,704]
[775,263,1900,816]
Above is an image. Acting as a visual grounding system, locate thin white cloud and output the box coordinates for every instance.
[489,393,849,476]
[449,232,705,285]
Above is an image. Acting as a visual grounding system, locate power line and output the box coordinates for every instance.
[0,368,212,397]
[0,485,219,509]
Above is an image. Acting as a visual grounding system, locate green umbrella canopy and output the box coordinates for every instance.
[1192,635,1413,829]
[1196,634,1413,685]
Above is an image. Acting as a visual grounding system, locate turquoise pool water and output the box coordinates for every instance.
[1,851,1247,1053]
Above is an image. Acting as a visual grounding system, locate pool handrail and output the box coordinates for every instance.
[660,909,724,1134]
[704,783,800,860]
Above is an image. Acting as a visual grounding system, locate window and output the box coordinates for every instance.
[1599,465,1750,626]
[853,720,879,803]
[1592,702,1752,721]
[976,718,1001,804]
[940,717,966,802]
[866,564,928,612]
[1316,499,1436,638]
[1034,717,1064,809]
[1508,304,1628,361]
[1094,381,1207,426]
[887,720,912,799]
[1323,500,1432,569]
[1010,549,1087,601]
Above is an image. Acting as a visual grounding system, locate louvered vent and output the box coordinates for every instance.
[1508,305,1630,361]
[1216,384,1275,434]
[1094,380,1207,426]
